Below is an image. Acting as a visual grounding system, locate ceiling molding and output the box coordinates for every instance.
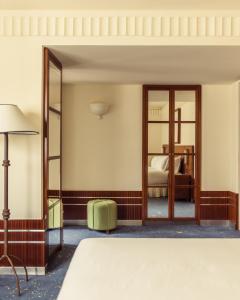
[0,11,240,38]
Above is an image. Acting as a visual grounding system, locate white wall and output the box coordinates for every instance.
[62,84,142,191]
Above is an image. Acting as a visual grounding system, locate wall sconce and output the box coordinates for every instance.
[89,102,109,119]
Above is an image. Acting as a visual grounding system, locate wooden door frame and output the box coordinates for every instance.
[43,47,63,264]
[142,84,201,223]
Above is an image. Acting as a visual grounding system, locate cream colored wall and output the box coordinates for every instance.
[201,84,238,192]
[63,83,239,194]
[0,9,240,219]
[0,41,42,219]
[62,84,142,191]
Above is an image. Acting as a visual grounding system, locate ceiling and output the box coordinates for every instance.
[1,0,240,10]
[50,46,240,84]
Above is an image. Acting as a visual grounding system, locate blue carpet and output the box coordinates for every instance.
[1,224,240,300]
[148,197,195,218]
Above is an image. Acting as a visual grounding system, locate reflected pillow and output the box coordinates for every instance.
[174,156,182,174]
[151,155,168,171]
[164,156,182,174]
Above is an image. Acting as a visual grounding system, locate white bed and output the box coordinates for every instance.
[58,238,240,300]
[148,166,168,186]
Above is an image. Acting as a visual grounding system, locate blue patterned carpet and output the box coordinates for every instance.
[1,224,240,300]
[148,197,195,218]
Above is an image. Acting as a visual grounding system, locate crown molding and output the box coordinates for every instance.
[0,10,240,38]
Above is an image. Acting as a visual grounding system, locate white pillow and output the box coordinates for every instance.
[174,156,182,174]
[162,156,181,174]
[151,156,168,171]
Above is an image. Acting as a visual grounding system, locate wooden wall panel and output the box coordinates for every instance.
[52,190,143,221]
[0,219,45,267]
[200,191,238,229]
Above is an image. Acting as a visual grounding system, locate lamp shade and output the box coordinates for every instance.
[0,104,38,135]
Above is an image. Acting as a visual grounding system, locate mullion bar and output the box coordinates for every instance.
[148,121,169,124]
[148,153,170,156]
[49,106,61,115]
[175,185,195,188]
[174,121,195,123]
[48,155,60,160]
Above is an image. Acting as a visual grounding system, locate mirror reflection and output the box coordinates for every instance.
[147,90,196,219]
[49,111,61,157]
[147,155,169,218]
[49,62,61,109]
[47,60,62,258]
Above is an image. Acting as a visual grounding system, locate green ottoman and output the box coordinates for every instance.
[87,199,117,233]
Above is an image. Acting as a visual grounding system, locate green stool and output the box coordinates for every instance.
[87,199,117,233]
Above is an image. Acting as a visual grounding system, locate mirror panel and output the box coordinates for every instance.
[174,123,195,148]
[44,49,63,262]
[147,155,170,218]
[148,91,169,121]
[49,61,61,110]
[49,111,61,157]
[148,123,169,154]
[173,90,196,218]
[48,159,61,190]
[174,91,195,121]
[48,198,62,257]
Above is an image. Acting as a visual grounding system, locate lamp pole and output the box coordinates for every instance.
[3,133,10,256]
[0,133,28,296]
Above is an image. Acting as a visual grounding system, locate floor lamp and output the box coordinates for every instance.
[0,104,38,296]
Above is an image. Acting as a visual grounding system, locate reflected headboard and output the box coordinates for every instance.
[162,145,194,176]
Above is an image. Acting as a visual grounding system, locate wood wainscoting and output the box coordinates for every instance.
[56,190,143,222]
[0,219,45,271]
[200,191,239,229]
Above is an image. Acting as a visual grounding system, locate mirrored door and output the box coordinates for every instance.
[173,90,198,219]
[43,48,63,262]
[147,90,171,218]
[143,85,201,221]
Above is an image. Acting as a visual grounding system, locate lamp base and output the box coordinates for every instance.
[0,254,28,296]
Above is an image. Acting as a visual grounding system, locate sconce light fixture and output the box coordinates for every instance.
[89,101,109,119]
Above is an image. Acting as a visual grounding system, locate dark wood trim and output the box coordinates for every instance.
[143,85,201,91]
[0,219,45,267]
[61,190,142,197]
[0,219,44,230]
[142,85,201,222]
[200,191,238,229]
[142,86,148,221]
[174,108,181,144]
[55,190,143,221]
[148,121,196,124]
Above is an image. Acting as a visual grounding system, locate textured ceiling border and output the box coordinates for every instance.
[0,11,240,38]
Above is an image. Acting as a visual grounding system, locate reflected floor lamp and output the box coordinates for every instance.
[0,104,38,296]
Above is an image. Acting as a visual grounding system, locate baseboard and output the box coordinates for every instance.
[117,220,143,226]
[64,220,143,226]
[200,220,234,227]
[64,220,87,226]
[0,266,46,276]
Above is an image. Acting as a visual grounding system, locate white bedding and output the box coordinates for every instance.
[58,238,240,300]
[148,167,168,186]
